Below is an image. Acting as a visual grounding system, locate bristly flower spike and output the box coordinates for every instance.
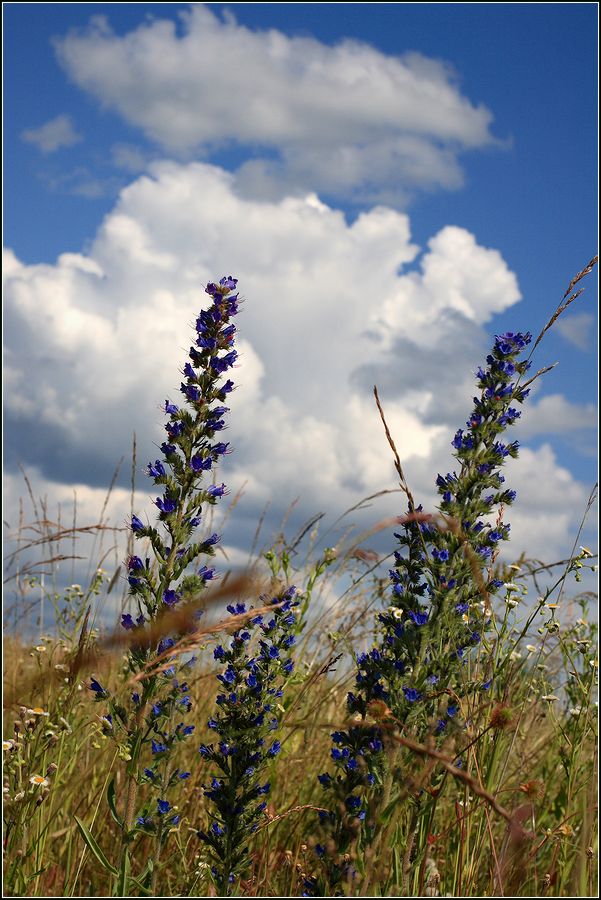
[88,276,240,859]
[198,586,300,895]
[306,330,533,896]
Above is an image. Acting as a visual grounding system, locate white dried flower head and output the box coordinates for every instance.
[29,775,49,788]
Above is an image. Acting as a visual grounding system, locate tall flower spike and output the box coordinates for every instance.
[306,330,533,896]
[198,587,299,896]
[88,276,240,883]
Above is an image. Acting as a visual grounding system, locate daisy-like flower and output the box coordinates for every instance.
[29,775,49,788]
[3,740,15,751]
[27,707,50,717]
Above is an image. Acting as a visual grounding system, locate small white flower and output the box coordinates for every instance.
[29,775,49,788]
[569,706,582,717]
[34,645,47,653]
[3,740,15,751]
[506,598,519,608]
[541,695,559,702]
[526,645,537,654]
[505,583,519,592]
[27,707,50,717]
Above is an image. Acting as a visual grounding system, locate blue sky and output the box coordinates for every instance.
[3,2,598,576]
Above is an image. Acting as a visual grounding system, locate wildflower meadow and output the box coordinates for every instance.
[3,262,598,898]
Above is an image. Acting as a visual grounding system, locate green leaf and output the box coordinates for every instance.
[128,880,152,896]
[26,866,48,882]
[116,847,130,897]
[107,778,123,828]
[74,816,118,875]
[128,869,154,897]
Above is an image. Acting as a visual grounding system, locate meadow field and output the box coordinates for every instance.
[3,266,598,898]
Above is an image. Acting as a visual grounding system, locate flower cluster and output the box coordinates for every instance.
[88,277,240,845]
[306,331,532,895]
[126,275,240,622]
[198,586,299,895]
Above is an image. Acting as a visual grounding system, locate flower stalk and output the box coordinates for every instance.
[87,276,240,893]
[307,331,534,895]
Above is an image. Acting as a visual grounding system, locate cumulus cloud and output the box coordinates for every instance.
[4,160,590,568]
[503,444,593,563]
[21,113,82,153]
[54,5,496,204]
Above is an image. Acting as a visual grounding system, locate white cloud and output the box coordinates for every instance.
[54,5,496,203]
[555,312,597,351]
[518,394,597,437]
[21,114,82,153]
[4,160,590,569]
[111,143,155,173]
[504,444,594,562]
[371,226,521,349]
